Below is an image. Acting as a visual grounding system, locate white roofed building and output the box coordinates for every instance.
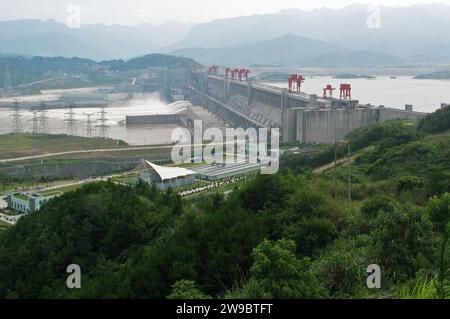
[140,161,196,190]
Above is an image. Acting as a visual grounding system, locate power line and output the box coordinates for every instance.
[83,112,95,137]
[3,65,12,97]
[64,103,78,136]
[37,102,50,134]
[10,100,23,134]
[96,107,109,139]
[29,110,39,134]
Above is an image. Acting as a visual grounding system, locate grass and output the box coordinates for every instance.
[110,174,139,185]
[0,178,80,195]
[14,194,28,201]
[37,190,63,197]
[183,175,252,198]
[396,278,438,299]
[0,220,11,232]
[0,180,41,194]
[0,133,128,160]
[44,146,173,161]
[0,208,19,216]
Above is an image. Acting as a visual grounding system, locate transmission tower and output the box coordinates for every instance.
[3,65,12,97]
[83,113,95,137]
[37,102,50,134]
[10,100,23,134]
[64,104,78,136]
[96,107,109,139]
[29,110,39,134]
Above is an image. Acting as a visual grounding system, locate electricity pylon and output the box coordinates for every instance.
[10,100,23,134]
[30,110,39,134]
[83,113,95,137]
[37,102,50,134]
[64,104,78,136]
[96,107,109,139]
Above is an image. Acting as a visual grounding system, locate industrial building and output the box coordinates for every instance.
[192,162,269,181]
[6,191,62,214]
[140,160,196,190]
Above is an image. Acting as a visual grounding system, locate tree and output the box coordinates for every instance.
[311,241,369,297]
[230,239,326,299]
[370,206,433,281]
[426,193,450,233]
[167,280,212,299]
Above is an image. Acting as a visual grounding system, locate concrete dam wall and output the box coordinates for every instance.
[126,114,185,125]
[295,107,424,144]
[187,73,427,144]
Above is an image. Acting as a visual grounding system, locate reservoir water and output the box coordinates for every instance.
[267,76,450,113]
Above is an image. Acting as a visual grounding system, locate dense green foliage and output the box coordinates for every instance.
[418,105,450,134]
[227,239,326,298]
[0,110,450,299]
[167,280,212,299]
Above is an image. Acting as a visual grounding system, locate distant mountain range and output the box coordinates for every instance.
[1,4,450,66]
[170,34,401,67]
[0,19,192,61]
[167,4,450,65]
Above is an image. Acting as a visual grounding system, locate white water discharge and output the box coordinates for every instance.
[0,92,189,145]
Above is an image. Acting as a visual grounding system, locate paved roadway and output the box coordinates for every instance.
[0,141,247,164]
[0,144,176,164]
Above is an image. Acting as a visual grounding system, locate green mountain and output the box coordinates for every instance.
[0,54,195,87]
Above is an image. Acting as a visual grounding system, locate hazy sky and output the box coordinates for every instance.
[1,0,450,25]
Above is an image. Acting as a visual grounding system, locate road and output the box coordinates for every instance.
[313,156,356,174]
[25,171,138,194]
[0,144,176,164]
[0,141,247,164]
[0,212,23,225]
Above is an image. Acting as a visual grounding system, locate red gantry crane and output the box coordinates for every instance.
[191,63,204,73]
[208,65,219,75]
[225,68,231,78]
[231,68,240,80]
[238,69,250,81]
[226,67,250,81]
[339,84,352,99]
[288,74,305,93]
[323,84,336,98]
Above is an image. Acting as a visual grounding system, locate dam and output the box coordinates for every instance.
[186,69,426,144]
[126,114,185,125]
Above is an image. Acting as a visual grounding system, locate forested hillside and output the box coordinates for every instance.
[0,54,195,86]
[0,107,449,299]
